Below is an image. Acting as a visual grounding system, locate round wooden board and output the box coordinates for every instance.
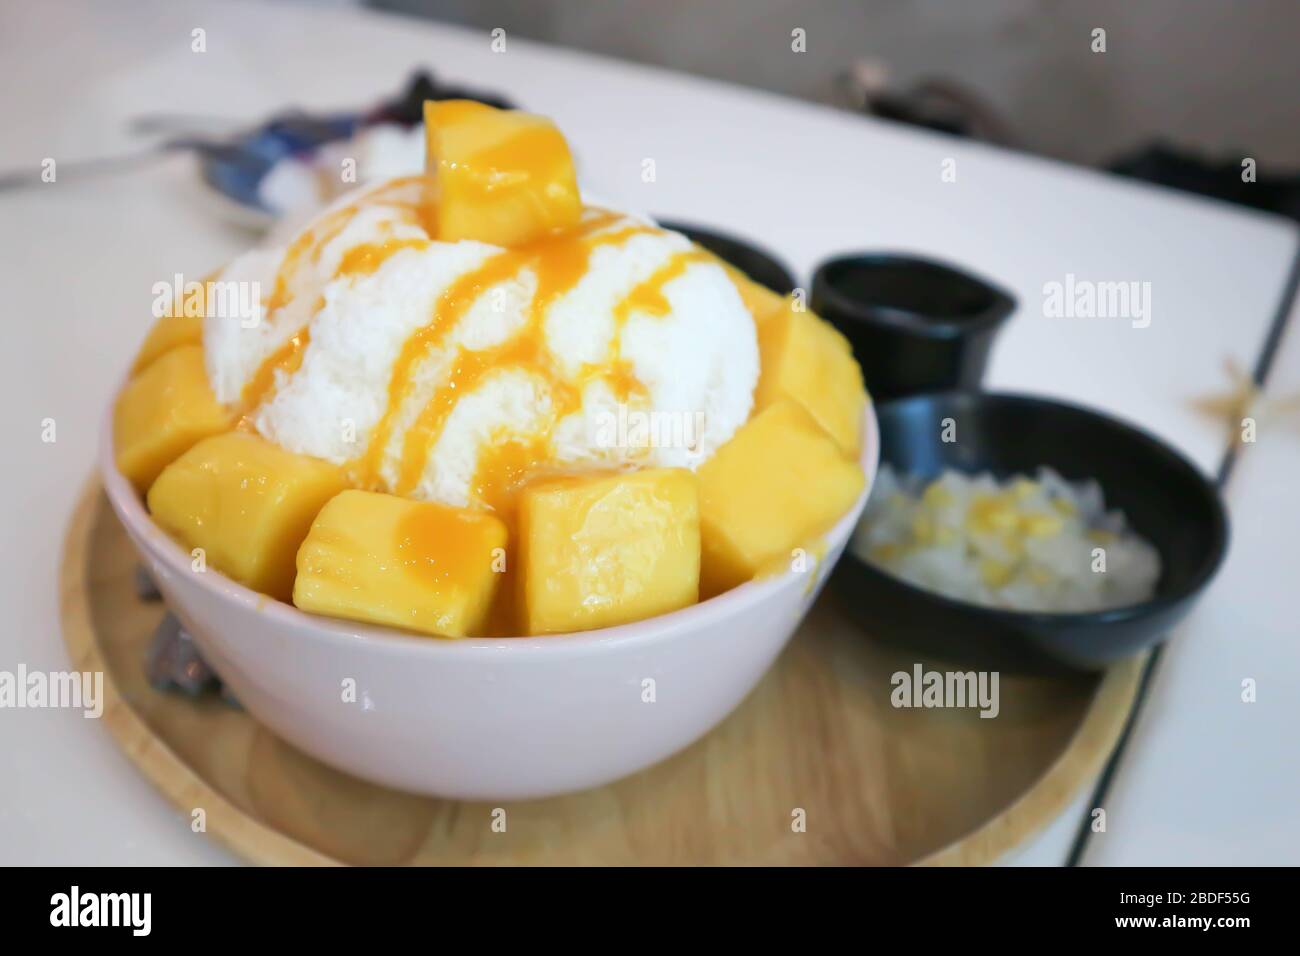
[60,479,1141,866]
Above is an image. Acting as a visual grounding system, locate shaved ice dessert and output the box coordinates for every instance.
[113,100,869,637]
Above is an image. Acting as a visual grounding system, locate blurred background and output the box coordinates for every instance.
[6,0,1298,217]
[373,0,1298,165]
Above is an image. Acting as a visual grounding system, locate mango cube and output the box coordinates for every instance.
[147,432,347,602]
[698,401,864,595]
[755,304,866,457]
[113,345,234,493]
[424,99,582,247]
[132,271,217,373]
[131,313,204,375]
[520,468,700,635]
[295,490,508,638]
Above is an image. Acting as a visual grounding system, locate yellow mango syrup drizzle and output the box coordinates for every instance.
[386,214,666,503]
[230,162,719,546]
[326,210,689,512]
[236,177,434,418]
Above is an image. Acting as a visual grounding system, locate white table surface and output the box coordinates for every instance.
[1081,295,1300,866]
[1,0,1296,865]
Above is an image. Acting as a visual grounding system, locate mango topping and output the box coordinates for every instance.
[294,489,507,637]
[114,345,234,494]
[147,432,347,602]
[698,401,864,596]
[424,99,581,247]
[754,301,866,457]
[519,468,700,634]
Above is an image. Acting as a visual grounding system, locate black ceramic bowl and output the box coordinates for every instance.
[811,254,1015,400]
[831,391,1229,673]
[658,219,797,294]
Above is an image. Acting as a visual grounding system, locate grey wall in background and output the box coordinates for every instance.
[374,0,1300,169]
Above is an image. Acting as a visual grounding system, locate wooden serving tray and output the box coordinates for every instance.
[60,480,1141,865]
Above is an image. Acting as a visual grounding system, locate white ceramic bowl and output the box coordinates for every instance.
[101,406,878,799]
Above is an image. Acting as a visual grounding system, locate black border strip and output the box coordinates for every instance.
[1065,228,1300,866]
